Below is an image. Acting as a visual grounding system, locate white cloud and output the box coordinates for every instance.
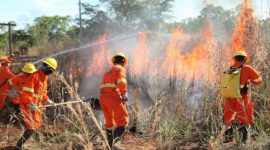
[29,0,60,8]
[26,0,71,9]
[25,0,78,16]
[33,0,52,8]
[0,0,79,29]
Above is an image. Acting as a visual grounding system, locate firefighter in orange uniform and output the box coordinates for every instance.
[100,52,129,148]
[0,58,15,111]
[223,51,262,143]
[15,58,57,149]
[5,63,37,113]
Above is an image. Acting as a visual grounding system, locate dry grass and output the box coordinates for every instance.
[0,72,112,150]
[0,58,269,150]
[1,14,270,150]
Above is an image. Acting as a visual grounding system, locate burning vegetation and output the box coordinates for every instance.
[0,0,270,149]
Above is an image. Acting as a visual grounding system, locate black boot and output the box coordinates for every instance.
[33,131,41,149]
[13,104,20,114]
[238,125,249,143]
[113,126,126,150]
[114,126,125,142]
[15,129,34,149]
[223,126,234,143]
[106,128,113,148]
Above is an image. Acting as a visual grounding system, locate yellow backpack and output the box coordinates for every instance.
[220,67,242,98]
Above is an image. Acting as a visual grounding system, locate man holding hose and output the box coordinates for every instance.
[12,58,57,149]
[100,52,129,149]
[5,63,37,112]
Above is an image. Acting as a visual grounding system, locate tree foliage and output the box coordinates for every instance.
[12,29,34,47]
[80,3,111,40]
[0,3,264,55]
[27,16,73,42]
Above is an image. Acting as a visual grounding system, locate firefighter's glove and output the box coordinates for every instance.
[7,89,17,98]
[121,94,128,102]
[27,103,39,112]
[43,99,56,106]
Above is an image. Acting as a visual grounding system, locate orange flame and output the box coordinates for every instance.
[182,23,217,81]
[69,58,84,78]
[87,35,112,76]
[230,0,257,54]
[85,23,219,83]
[163,28,190,77]
[130,32,150,75]
[162,23,217,82]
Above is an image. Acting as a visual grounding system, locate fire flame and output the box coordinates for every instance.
[69,58,84,78]
[162,28,190,77]
[130,32,150,75]
[230,0,258,55]
[163,23,217,82]
[87,35,112,76]
[82,0,258,84]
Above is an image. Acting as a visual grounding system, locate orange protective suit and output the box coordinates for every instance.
[24,70,49,130]
[12,70,49,130]
[100,64,129,128]
[6,73,28,104]
[224,62,262,125]
[0,66,15,110]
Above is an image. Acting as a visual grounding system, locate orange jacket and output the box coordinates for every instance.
[16,70,49,105]
[232,62,262,96]
[14,70,49,130]
[224,62,262,125]
[0,66,15,91]
[100,64,127,96]
[33,70,49,104]
[6,73,34,103]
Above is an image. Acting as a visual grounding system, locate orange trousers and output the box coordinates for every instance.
[224,97,254,125]
[20,104,42,130]
[0,85,11,110]
[100,93,129,128]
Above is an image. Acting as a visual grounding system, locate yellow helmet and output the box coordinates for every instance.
[111,52,128,65]
[42,58,58,70]
[234,50,248,57]
[22,63,37,74]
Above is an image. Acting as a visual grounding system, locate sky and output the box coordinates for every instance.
[0,0,268,29]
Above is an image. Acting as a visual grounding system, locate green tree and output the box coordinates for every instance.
[101,0,174,31]
[28,16,73,42]
[80,3,111,40]
[81,0,174,35]
[66,25,79,39]
[137,0,174,31]
[24,16,79,56]
[179,4,236,44]
[0,33,7,53]
[201,4,235,41]
[100,0,141,32]
[12,29,35,47]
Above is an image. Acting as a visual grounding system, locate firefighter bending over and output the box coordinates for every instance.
[14,58,57,149]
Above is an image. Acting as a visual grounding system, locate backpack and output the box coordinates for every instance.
[220,67,242,99]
